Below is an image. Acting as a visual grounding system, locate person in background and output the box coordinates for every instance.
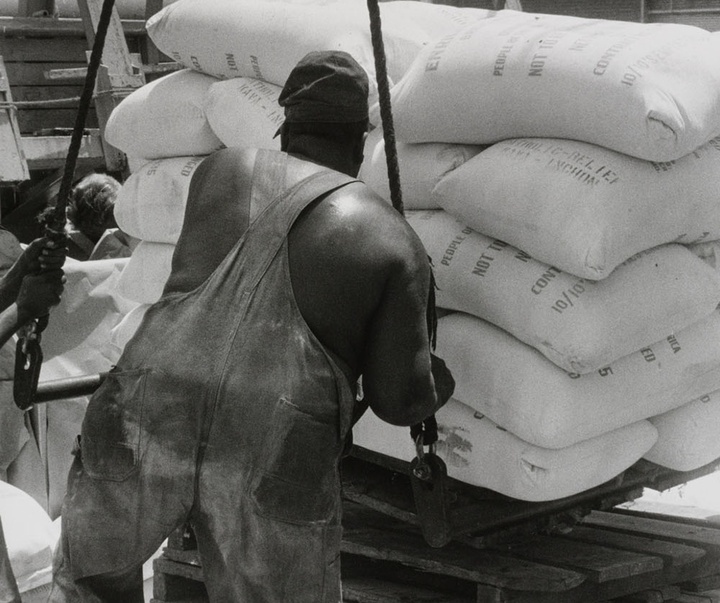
[41,173,135,262]
[49,50,454,602]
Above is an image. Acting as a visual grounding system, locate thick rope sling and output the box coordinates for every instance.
[366,0,451,548]
[14,0,118,411]
[365,0,440,452]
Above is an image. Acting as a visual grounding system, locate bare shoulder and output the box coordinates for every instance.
[310,183,429,277]
[189,148,257,193]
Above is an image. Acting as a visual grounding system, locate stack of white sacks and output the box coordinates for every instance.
[106,0,720,502]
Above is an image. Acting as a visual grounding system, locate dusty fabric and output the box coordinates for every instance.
[50,151,357,602]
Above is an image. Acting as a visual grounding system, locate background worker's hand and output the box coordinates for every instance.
[16,270,65,324]
[15,236,67,275]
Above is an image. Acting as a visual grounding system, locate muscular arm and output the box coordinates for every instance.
[359,225,450,426]
[289,186,454,427]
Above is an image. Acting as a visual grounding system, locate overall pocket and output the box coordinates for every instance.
[81,368,149,481]
[250,397,341,525]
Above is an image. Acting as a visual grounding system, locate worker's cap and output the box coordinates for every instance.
[278,50,370,125]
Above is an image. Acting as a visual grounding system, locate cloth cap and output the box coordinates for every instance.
[278,51,369,124]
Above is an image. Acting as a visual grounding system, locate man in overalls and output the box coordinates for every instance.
[50,50,454,602]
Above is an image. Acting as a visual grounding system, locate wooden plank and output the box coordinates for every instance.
[341,525,587,592]
[673,592,720,603]
[0,16,147,37]
[11,85,83,103]
[0,37,87,62]
[5,61,88,86]
[0,57,30,182]
[500,536,662,583]
[564,526,706,567]
[610,585,682,602]
[17,0,56,17]
[21,132,104,169]
[645,13,720,29]
[17,108,98,133]
[343,576,473,603]
[682,576,720,593]
[583,512,720,550]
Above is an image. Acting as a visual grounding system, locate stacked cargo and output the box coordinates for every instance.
[358,10,720,496]
[106,0,720,501]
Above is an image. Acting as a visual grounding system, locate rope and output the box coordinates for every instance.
[365,0,403,216]
[365,0,438,448]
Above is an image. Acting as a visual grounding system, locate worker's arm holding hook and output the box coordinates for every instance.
[0,236,66,347]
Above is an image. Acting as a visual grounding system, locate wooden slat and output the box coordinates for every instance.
[0,57,30,182]
[0,37,87,62]
[4,61,88,86]
[0,16,147,37]
[21,132,104,169]
[564,526,706,568]
[11,85,83,103]
[343,576,472,603]
[17,108,98,133]
[341,524,586,592]
[583,512,720,550]
[501,536,662,583]
[610,585,682,602]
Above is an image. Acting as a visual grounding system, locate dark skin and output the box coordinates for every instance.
[164,127,454,427]
[0,236,66,347]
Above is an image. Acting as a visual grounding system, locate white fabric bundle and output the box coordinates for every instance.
[0,481,58,593]
[114,156,206,244]
[359,129,484,210]
[408,210,720,374]
[436,310,720,449]
[644,390,720,472]
[145,0,433,108]
[354,398,657,502]
[434,136,720,280]
[389,10,720,162]
[105,69,223,160]
[204,78,283,150]
[115,242,175,305]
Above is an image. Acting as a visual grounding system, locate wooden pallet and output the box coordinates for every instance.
[150,502,720,603]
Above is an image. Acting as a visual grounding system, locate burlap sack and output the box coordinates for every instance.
[389,10,720,161]
[354,398,657,502]
[434,136,720,279]
[408,210,720,373]
[436,310,720,449]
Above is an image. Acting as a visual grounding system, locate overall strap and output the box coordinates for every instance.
[206,152,358,295]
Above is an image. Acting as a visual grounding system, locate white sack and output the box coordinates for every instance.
[644,390,720,472]
[379,1,493,41]
[146,0,433,108]
[115,241,175,305]
[105,69,223,160]
[354,398,657,502]
[436,310,720,450]
[409,210,720,374]
[0,481,57,593]
[359,128,484,210]
[109,304,151,360]
[115,156,206,244]
[389,10,720,162]
[434,136,720,280]
[204,78,283,150]
[688,240,720,271]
